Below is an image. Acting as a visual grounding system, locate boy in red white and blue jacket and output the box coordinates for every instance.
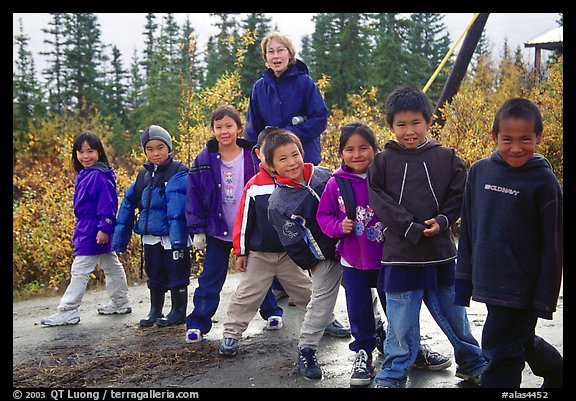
[219,128,313,357]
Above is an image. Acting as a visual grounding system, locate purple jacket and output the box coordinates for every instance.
[72,162,118,256]
[317,165,384,270]
[185,138,258,237]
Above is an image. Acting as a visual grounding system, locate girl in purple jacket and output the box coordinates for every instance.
[41,131,131,326]
[316,122,385,386]
[184,105,280,343]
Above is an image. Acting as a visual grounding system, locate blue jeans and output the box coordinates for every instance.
[375,284,486,387]
[185,236,279,334]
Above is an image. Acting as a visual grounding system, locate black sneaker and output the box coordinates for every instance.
[350,349,374,387]
[219,337,239,357]
[375,319,386,354]
[297,347,322,380]
[455,367,482,385]
[413,345,452,371]
[324,319,351,338]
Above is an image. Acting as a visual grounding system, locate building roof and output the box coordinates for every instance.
[525,26,563,50]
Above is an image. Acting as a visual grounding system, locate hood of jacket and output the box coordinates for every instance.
[384,137,442,155]
[332,164,368,183]
[490,150,553,172]
[261,59,309,83]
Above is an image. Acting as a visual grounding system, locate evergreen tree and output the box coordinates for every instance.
[107,46,129,125]
[13,18,45,137]
[125,49,146,142]
[239,13,272,97]
[326,13,371,110]
[41,13,67,114]
[307,13,336,82]
[179,16,201,93]
[62,13,106,115]
[143,13,158,81]
[300,34,312,65]
[366,13,411,101]
[406,13,451,103]
[140,14,182,135]
[204,13,240,87]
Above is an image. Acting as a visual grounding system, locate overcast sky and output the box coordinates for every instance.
[13,12,561,77]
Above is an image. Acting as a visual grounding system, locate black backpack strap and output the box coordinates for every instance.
[334,176,356,220]
[135,160,185,208]
[133,168,151,210]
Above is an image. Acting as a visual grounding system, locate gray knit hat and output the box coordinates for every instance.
[141,125,172,152]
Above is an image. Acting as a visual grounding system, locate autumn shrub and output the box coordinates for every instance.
[13,53,563,299]
[439,56,563,187]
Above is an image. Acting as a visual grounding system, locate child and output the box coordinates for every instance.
[455,98,563,388]
[219,127,314,356]
[265,130,341,380]
[317,122,451,386]
[184,105,280,343]
[41,131,131,326]
[367,86,487,388]
[316,122,387,386]
[113,125,190,327]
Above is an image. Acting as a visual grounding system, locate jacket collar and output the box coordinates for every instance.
[274,163,314,188]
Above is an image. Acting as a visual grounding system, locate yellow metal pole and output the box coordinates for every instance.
[423,13,480,94]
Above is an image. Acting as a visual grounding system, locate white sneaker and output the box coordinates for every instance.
[266,316,283,330]
[41,309,80,326]
[186,328,203,343]
[97,301,132,315]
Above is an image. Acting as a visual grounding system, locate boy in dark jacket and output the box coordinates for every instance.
[113,125,191,328]
[455,98,563,388]
[266,130,342,380]
[368,86,486,388]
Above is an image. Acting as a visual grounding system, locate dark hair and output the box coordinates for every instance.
[492,98,543,136]
[71,131,108,172]
[255,127,282,150]
[210,105,243,130]
[385,86,432,127]
[254,127,284,164]
[263,129,304,168]
[339,122,378,153]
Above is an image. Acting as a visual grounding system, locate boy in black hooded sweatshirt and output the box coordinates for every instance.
[455,98,563,388]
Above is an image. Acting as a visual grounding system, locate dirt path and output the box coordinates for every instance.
[13,272,563,389]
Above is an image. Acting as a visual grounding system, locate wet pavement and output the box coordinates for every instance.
[13,271,563,389]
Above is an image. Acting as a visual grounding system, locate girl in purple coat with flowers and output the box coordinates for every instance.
[41,131,131,326]
[316,122,386,386]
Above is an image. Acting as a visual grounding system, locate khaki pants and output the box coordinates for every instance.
[299,259,343,350]
[223,251,312,339]
[58,253,131,311]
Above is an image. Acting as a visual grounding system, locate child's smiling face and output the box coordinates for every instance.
[271,142,304,182]
[76,140,99,169]
[391,110,431,149]
[492,117,541,168]
[212,115,241,147]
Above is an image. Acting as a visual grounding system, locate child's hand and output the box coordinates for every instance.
[423,218,440,237]
[96,231,109,245]
[236,256,248,272]
[342,218,354,234]
[192,233,207,250]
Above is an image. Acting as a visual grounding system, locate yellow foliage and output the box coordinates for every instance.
[13,52,563,298]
